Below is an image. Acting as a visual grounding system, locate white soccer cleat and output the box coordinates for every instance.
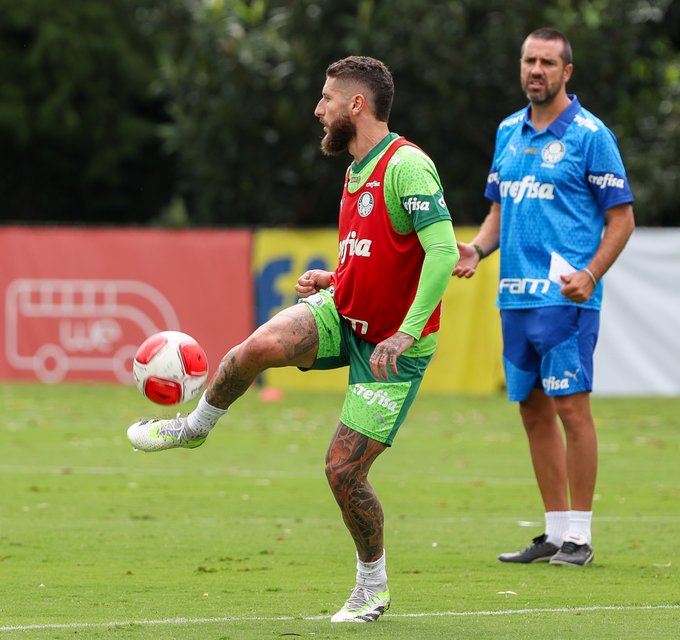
[330,584,391,623]
[127,415,206,452]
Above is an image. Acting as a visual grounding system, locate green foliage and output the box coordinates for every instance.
[0,1,678,226]
[144,0,680,226]
[146,0,337,225]
[0,383,679,639]
[0,0,174,223]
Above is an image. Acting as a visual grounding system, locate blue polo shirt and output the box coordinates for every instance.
[485,95,634,310]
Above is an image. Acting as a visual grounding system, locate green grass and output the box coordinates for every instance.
[0,383,678,639]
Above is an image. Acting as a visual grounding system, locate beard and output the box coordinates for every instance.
[523,77,562,106]
[320,114,356,156]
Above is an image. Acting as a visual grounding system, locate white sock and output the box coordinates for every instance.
[545,511,570,546]
[356,549,387,588]
[568,510,593,544]
[186,391,227,437]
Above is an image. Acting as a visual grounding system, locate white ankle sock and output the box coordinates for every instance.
[545,511,570,546]
[568,510,593,544]
[356,550,387,588]
[186,392,227,437]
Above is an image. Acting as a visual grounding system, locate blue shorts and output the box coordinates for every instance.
[500,307,600,402]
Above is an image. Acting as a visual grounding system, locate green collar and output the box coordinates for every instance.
[351,132,400,173]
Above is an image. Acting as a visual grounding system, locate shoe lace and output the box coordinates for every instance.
[156,414,191,440]
[344,584,380,612]
[560,541,581,553]
[529,534,548,549]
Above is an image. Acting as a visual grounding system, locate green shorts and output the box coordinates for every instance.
[300,289,432,446]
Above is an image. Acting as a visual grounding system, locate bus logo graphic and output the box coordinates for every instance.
[5,278,180,383]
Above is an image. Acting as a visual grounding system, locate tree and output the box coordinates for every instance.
[1,0,678,226]
[0,0,174,224]
[150,0,680,227]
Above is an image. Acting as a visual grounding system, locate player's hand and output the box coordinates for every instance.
[369,331,415,381]
[560,271,595,303]
[295,269,333,298]
[452,242,480,278]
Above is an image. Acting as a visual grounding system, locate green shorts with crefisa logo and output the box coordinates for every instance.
[300,288,432,446]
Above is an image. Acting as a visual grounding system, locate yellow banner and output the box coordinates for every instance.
[429,227,504,394]
[253,228,504,394]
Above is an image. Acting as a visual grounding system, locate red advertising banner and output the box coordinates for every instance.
[0,227,253,385]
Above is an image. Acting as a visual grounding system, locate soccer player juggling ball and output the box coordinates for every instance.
[454,28,635,566]
[129,56,459,622]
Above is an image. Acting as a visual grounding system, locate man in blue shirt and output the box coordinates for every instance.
[455,28,635,566]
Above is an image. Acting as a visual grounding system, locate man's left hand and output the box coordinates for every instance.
[560,271,595,303]
[369,331,415,381]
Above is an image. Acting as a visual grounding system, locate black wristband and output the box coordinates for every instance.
[473,243,485,260]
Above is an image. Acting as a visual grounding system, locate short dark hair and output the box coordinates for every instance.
[523,28,573,66]
[325,56,394,122]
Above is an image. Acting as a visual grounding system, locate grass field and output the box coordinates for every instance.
[0,382,678,639]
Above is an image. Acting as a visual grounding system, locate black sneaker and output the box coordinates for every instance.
[549,533,594,566]
[497,534,560,563]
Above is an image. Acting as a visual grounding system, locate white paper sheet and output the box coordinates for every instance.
[548,251,577,285]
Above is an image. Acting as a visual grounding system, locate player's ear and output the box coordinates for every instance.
[563,63,574,83]
[350,93,367,116]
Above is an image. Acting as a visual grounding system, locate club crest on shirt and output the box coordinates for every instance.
[357,192,374,217]
[542,141,566,165]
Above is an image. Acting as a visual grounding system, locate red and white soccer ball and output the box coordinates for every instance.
[133,331,208,405]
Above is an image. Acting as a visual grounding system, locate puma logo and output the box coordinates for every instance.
[564,369,580,382]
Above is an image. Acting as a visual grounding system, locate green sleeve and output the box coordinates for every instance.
[399,220,459,339]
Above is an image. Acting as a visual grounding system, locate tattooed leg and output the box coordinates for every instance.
[206,304,319,409]
[325,423,387,562]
